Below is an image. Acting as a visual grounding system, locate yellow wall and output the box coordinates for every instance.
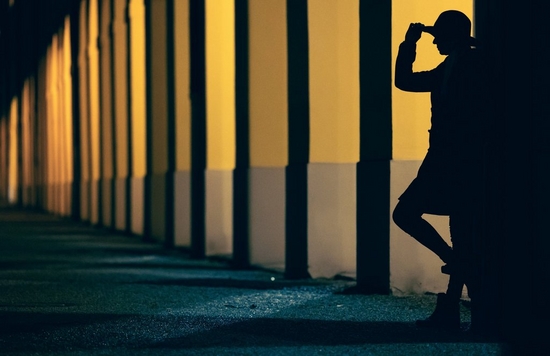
[149,0,169,175]
[113,0,129,179]
[100,0,114,179]
[47,40,59,192]
[88,0,101,181]
[0,118,6,200]
[8,98,18,203]
[249,0,288,168]
[21,80,31,193]
[174,0,191,172]
[62,18,74,185]
[308,0,360,164]
[129,0,147,178]
[78,0,90,183]
[392,0,473,160]
[206,0,235,170]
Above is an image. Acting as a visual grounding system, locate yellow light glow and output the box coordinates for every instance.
[78,0,90,181]
[308,0,360,164]
[392,0,473,160]
[21,80,31,189]
[149,0,169,175]
[249,0,288,168]
[63,17,74,183]
[88,0,101,180]
[113,0,130,179]
[129,0,147,177]
[174,0,191,172]
[0,119,7,200]
[48,36,60,186]
[8,98,18,203]
[100,0,114,179]
[206,0,235,170]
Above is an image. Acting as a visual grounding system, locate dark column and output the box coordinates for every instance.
[470,0,505,339]
[529,1,550,350]
[164,0,176,247]
[356,1,392,294]
[189,0,206,259]
[232,0,250,268]
[124,0,133,233]
[143,0,152,239]
[70,1,82,220]
[475,1,550,352]
[285,0,310,280]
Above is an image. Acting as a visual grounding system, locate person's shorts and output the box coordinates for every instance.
[398,151,482,215]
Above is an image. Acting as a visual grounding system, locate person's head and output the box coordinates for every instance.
[423,10,476,55]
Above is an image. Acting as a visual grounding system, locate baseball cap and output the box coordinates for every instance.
[423,10,478,45]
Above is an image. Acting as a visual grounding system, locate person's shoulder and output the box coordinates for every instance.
[460,48,488,70]
[466,47,488,61]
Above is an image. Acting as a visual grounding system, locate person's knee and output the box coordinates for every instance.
[392,201,410,229]
[393,200,424,230]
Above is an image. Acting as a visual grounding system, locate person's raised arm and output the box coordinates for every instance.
[395,23,436,92]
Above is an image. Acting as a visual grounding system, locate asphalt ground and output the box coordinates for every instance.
[0,207,507,355]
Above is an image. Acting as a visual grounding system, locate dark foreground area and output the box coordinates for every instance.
[0,208,506,355]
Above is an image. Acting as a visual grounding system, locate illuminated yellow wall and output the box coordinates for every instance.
[129,0,147,178]
[0,119,6,200]
[20,80,31,194]
[45,33,61,212]
[8,98,18,203]
[46,39,59,191]
[206,0,235,170]
[24,18,74,214]
[62,18,74,185]
[100,0,114,180]
[88,0,101,181]
[392,0,473,160]
[150,0,169,175]
[113,0,129,179]
[174,0,191,172]
[249,0,288,168]
[308,0,360,163]
[78,0,90,183]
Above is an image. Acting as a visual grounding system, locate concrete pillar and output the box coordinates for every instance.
[285,0,309,279]
[189,0,206,258]
[356,1,392,294]
[145,0,168,242]
[232,0,249,268]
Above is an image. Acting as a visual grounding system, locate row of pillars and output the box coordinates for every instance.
[1,0,393,292]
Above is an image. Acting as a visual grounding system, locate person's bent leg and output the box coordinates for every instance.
[393,200,453,263]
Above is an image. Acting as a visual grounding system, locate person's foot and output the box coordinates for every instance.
[416,293,460,330]
[441,263,453,275]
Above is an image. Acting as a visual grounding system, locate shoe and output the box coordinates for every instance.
[416,293,460,330]
[441,263,453,275]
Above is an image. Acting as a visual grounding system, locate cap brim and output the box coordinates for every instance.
[422,26,479,46]
[422,26,437,36]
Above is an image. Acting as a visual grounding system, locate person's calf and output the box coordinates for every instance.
[393,203,453,263]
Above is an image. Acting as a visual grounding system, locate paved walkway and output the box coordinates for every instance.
[0,207,505,355]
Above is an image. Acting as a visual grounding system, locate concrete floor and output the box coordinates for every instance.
[0,207,506,355]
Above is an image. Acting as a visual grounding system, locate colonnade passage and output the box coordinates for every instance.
[0,0,404,294]
[2,0,549,351]
[0,0,475,295]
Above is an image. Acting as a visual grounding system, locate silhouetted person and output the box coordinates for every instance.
[392,10,490,330]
